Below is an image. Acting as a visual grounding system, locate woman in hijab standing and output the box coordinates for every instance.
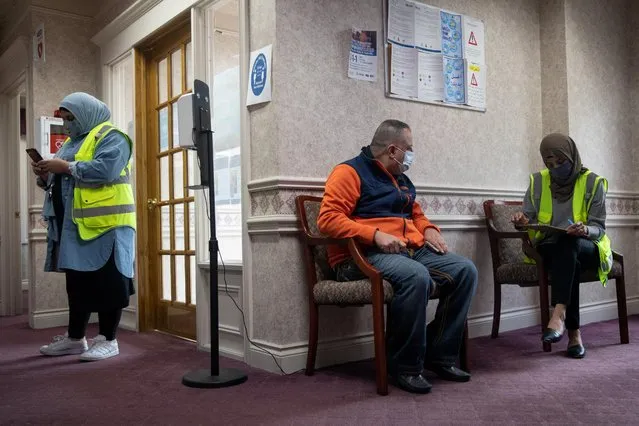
[511,133,611,359]
[31,92,136,361]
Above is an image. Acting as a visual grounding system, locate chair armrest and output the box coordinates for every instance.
[613,250,623,263]
[347,239,382,280]
[486,218,530,239]
[522,238,544,264]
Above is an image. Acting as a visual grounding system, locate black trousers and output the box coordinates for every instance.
[68,309,122,341]
[65,253,133,341]
[537,236,599,330]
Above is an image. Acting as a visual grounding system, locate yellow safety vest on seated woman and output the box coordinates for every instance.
[66,121,136,241]
[526,169,613,286]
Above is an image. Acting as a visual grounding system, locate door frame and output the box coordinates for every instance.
[134,15,193,333]
[0,72,26,316]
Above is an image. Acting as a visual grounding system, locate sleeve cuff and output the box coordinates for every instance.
[586,225,601,240]
[423,224,441,234]
[68,161,80,180]
[361,226,378,246]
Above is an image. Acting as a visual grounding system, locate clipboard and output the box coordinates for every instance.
[516,224,568,235]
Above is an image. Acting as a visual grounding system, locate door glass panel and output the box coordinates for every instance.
[188,201,195,250]
[189,255,196,305]
[175,255,186,303]
[173,151,184,199]
[171,49,182,98]
[159,107,169,150]
[174,203,185,250]
[161,206,170,250]
[186,41,193,90]
[158,58,168,103]
[160,156,169,200]
[172,102,179,148]
[162,255,171,300]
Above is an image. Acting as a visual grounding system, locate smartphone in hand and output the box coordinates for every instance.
[26,148,44,163]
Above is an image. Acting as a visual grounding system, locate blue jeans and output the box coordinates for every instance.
[335,245,478,375]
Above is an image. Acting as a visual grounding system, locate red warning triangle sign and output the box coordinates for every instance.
[470,73,478,86]
[468,31,478,46]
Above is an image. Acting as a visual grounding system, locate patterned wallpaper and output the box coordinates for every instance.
[249,187,639,217]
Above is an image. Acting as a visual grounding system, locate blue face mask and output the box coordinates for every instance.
[549,161,572,180]
[393,147,415,173]
[63,119,83,139]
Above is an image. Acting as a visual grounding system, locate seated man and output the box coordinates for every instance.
[318,119,477,394]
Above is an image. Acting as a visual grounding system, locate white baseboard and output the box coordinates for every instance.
[248,333,376,374]
[30,309,98,329]
[119,306,138,331]
[467,295,639,338]
[246,297,639,374]
[199,342,245,362]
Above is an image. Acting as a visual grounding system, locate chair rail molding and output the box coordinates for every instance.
[247,176,639,234]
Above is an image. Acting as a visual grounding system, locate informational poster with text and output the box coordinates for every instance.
[348,28,378,82]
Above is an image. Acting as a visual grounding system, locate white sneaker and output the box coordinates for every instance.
[40,333,88,356]
[79,335,119,361]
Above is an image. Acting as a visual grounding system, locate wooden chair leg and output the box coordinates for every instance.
[615,275,630,344]
[460,321,470,373]
[305,303,319,375]
[372,294,388,395]
[538,274,551,352]
[491,283,501,338]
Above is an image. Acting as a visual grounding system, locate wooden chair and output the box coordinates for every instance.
[483,200,629,352]
[296,195,469,395]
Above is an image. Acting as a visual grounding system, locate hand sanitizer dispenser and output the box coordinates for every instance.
[177,93,195,148]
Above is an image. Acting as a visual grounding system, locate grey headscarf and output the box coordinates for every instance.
[59,92,111,138]
[539,133,587,202]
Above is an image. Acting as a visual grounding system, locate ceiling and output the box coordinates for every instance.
[0,0,113,39]
[0,0,23,35]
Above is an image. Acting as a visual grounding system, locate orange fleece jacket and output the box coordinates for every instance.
[317,163,440,267]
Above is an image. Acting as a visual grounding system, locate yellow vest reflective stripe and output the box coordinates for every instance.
[526,169,613,286]
[68,121,136,241]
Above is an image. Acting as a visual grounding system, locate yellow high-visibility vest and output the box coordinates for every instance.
[526,169,613,286]
[66,121,136,241]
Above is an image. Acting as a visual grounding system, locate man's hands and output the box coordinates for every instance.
[35,159,70,175]
[425,227,448,253]
[373,231,407,254]
[511,212,529,227]
[373,228,448,254]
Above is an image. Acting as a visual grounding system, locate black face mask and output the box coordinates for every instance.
[549,161,572,180]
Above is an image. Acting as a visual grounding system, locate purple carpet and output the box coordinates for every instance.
[1,314,638,425]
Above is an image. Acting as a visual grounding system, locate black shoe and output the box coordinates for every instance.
[566,344,586,359]
[394,374,433,394]
[542,328,564,343]
[425,364,471,382]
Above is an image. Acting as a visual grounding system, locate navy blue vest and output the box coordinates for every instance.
[343,147,416,219]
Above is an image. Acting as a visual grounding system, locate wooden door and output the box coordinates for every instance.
[137,19,197,339]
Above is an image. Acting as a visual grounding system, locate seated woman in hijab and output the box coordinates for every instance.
[511,133,612,359]
[31,92,136,361]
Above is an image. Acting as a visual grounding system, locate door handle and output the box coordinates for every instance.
[147,198,158,211]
